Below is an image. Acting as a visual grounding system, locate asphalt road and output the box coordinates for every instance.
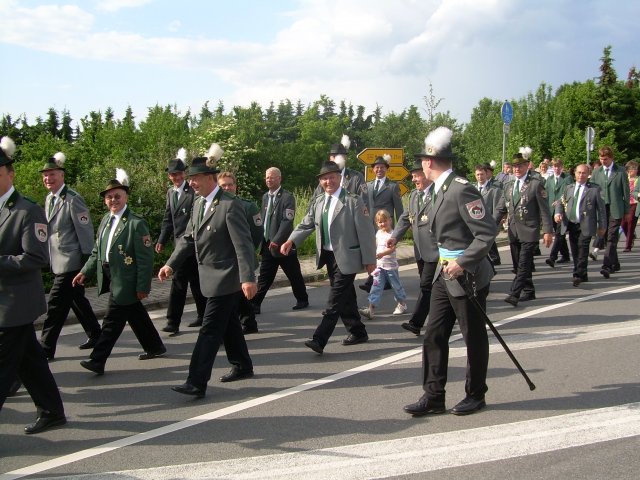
[2,245,639,480]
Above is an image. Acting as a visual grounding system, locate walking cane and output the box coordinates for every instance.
[444,262,536,391]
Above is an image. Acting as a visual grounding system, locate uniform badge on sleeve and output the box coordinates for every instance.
[253,213,263,226]
[142,235,152,247]
[362,206,370,217]
[77,212,90,224]
[35,223,48,242]
[465,199,485,219]
[285,208,295,220]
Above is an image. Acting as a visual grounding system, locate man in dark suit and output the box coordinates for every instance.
[281,162,376,354]
[495,153,553,307]
[403,127,497,417]
[73,169,166,375]
[589,146,630,278]
[0,136,66,434]
[250,167,308,331]
[554,164,606,286]
[544,158,572,267]
[388,160,438,336]
[475,164,504,266]
[159,144,257,397]
[217,171,264,335]
[39,152,101,359]
[156,148,206,333]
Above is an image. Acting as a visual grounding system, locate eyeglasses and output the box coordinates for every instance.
[105,194,124,201]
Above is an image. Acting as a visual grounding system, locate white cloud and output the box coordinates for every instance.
[95,0,154,13]
[168,20,181,33]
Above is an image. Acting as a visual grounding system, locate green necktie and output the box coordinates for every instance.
[198,200,206,226]
[570,184,582,222]
[417,190,424,212]
[321,195,332,248]
[513,180,521,204]
[264,194,273,241]
[48,195,56,219]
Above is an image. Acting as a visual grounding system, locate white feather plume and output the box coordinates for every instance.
[424,127,453,154]
[176,147,187,161]
[0,136,16,159]
[115,168,129,186]
[206,143,224,161]
[519,146,532,160]
[53,152,66,167]
[383,153,392,163]
[489,160,497,168]
[340,134,351,150]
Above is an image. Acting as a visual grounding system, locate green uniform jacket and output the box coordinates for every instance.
[590,164,630,220]
[81,207,153,306]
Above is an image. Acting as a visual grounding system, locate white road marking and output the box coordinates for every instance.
[44,403,640,479]
[2,284,638,480]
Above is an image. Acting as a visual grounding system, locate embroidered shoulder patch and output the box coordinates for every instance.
[35,223,48,242]
[455,177,469,184]
[465,199,485,220]
[284,208,295,220]
[77,211,90,225]
[253,213,263,226]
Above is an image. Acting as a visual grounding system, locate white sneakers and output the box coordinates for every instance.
[393,303,408,314]
[358,307,374,319]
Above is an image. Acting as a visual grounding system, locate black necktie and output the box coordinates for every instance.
[571,184,582,222]
[102,216,115,261]
[374,180,380,196]
[173,190,179,210]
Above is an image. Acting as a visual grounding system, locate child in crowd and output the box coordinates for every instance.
[359,209,407,319]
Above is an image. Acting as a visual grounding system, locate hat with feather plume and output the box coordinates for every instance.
[165,147,188,173]
[414,127,455,160]
[40,152,67,172]
[0,136,17,167]
[373,153,391,168]
[189,143,222,176]
[100,168,130,197]
[329,134,350,156]
[511,146,532,165]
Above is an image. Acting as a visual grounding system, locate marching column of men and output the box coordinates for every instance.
[4,126,637,434]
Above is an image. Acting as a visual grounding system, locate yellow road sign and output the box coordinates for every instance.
[357,148,404,166]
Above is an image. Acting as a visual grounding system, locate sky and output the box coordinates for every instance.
[1,0,639,127]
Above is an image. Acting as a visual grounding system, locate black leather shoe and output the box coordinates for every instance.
[242,325,259,335]
[188,319,203,327]
[8,379,22,396]
[292,301,309,310]
[161,324,179,334]
[557,257,570,264]
[545,258,555,268]
[78,336,99,350]
[451,396,486,416]
[172,383,205,398]
[304,339,324,354]
[403,396,446,416]
[401,322,421,336]
[24,414,66,434]
[612,264,621,272]
[342,334,369,346]
[504,295,518,307]
[138,346,167,360]
[572,276,582,287]
[519,292,536,301]
[80,359,105,375]
[600,268,610,279]
[220,368,254,383]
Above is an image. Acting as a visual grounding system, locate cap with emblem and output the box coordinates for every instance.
[415,127,455,160]
[510,146,532,165]
[373,154,391,168]
[166,147,188,173]
[40,151,66,172]
[100,168,130,197]
[0,136,17,167]
[189,143,222,176]
[409,158,423,173]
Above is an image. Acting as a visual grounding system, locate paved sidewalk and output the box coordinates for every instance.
[41,232,509,324]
